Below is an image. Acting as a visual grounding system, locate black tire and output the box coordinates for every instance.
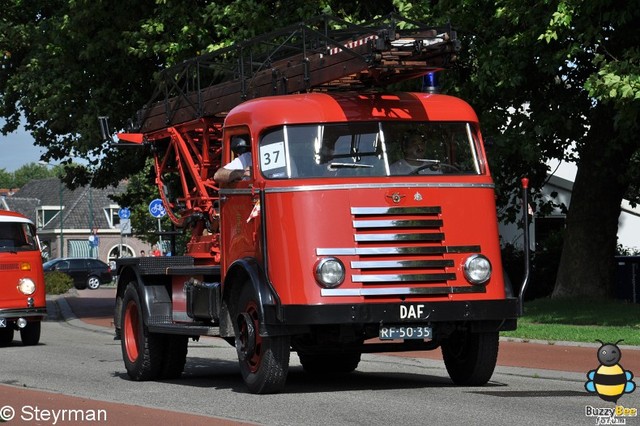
[87,275,101,290]
[234,283,290,394]
[20,321,41,346]
[0,327,14,347]
[441,330,499,386]
[161,335,189,379]
[120,283,165,381]
[299,352,361,375]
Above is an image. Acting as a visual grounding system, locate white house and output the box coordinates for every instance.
[499,159,640,253]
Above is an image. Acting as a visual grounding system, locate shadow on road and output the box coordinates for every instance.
[121,354,511,395]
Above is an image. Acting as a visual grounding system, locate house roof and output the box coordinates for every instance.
[0,196,40,223]
[3,178,126,231]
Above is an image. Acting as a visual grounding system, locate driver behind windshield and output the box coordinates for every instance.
[389,133,426,175]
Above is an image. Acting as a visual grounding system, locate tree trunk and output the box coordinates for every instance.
[552,113,633,299]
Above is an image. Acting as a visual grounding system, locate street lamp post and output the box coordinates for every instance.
[40,162,64,258]
[88,184,96,258]
[59,178,64,258]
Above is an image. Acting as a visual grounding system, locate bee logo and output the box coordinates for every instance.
[585,340,636,403]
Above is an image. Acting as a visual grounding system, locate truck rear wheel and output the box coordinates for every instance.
[161,335,189,379]
[20,321,41,346]
[121,283,164,381]
[234,283,290,394]
[441,330,499,385]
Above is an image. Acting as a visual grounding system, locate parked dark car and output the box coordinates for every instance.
[43,258,113,290]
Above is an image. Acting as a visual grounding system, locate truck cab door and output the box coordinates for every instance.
[219,132,260,271]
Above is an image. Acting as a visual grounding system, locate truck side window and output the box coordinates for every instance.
[260,129,288,178]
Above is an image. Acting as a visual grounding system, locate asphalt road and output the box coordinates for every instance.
[0,288,637,426]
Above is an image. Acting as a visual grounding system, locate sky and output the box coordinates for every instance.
[0,120,46,172]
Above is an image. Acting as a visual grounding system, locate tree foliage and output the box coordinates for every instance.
[428,0,640,298]
[0,163,60,188]
[1,0,639,298]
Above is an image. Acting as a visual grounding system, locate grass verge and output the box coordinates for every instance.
[502,298,640,346]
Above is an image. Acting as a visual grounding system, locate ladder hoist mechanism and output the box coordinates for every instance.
[117,14,460,260]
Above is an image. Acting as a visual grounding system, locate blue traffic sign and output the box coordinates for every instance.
[148,199,167,218]
[118,207,131,219]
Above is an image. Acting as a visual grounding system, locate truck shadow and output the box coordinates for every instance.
[119,355,509,395]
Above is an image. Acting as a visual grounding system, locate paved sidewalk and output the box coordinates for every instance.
[50,287,640,375]
[47,286,116,333]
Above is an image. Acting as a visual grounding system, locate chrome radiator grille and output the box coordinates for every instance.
[318,206,484,297]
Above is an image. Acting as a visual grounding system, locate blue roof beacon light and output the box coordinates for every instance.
[422,72,440,94]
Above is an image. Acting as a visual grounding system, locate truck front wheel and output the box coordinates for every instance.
[441,330,499,386]
[121,283,164,381]
[161,335,189,379]
[20,321,41,346]
[0,327,13,347]
[234,283,290,394]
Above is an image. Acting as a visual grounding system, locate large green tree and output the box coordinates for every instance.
[544,2,640,298]
[1,0,638,298]
[0,0,397,186]
[429,0,640,298]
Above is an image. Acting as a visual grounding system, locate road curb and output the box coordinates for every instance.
[49,294,115,336]
[500,336,640,351]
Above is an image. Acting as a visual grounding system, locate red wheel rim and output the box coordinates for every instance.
[240,300,263,373]
[123,300,140,363]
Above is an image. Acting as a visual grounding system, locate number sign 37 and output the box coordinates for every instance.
[260,142,286,171]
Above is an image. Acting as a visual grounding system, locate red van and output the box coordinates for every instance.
[0,210,47,346]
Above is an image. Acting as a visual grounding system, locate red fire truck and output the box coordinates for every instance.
[111,15,525,393]
[0,210,46,346]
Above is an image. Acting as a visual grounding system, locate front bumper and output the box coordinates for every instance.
[0,307,47,325]
[267,298,519,329]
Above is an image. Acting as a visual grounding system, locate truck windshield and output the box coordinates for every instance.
[0,222,39,252]
[259,122,482,179]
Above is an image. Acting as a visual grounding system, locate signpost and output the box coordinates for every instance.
[118,207,131,220]
[149,199,166,254]
[148,200,166,218]
[119,208,132,236]
[118,207,132,258]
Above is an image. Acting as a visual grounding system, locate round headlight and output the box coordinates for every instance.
[18,278,37,295]
[315,257,345,288]
[463,255,492,285]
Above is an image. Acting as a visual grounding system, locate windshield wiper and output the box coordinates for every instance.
[329,163,374,169]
